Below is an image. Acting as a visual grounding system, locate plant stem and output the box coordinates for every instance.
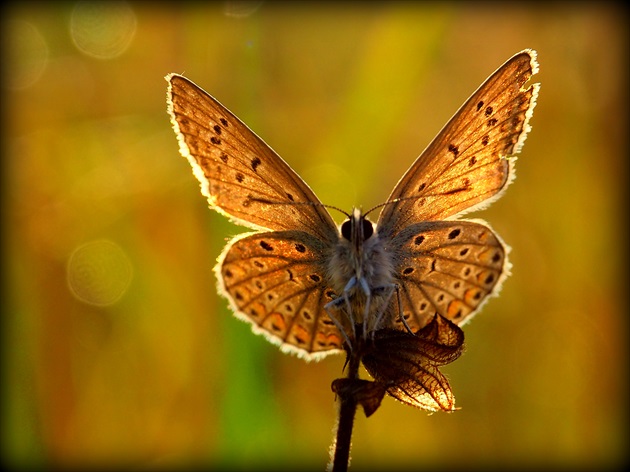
[331,351,361,472]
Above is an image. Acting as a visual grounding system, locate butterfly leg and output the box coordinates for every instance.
[365,283,414,335]
[393,284,414,334]
[322,275,372,351]
[324,297,355,352]
[381,283,410,333]
[365,283,394,335]
[340,276,360,336]
[346,276,375,341]
[358,276,373,337]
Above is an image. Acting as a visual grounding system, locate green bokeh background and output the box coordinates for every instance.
[2,2,627,470]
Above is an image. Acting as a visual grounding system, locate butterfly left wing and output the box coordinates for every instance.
[377,50,539,238]
[216,230,344,359]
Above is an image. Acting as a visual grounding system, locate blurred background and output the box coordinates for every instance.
[2,2,627,470]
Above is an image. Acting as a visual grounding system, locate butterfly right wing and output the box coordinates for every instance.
[374,50,538,330]
[216,230,345,360]
[167,74,338,242]
[386,220,508,330]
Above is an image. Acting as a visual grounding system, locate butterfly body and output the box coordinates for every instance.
[327,208,397,338]
[167,49,539,361]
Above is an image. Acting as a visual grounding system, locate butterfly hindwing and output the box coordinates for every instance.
[217,230,344,358]
[387,220,507,330]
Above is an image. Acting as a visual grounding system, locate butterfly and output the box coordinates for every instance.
[166,49,539,361]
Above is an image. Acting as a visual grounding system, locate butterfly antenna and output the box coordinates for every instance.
[249,196,351,219]
[322,204,351,219]
[364,195,418,218]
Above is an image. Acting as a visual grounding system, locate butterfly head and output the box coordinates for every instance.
[341,208,374,249]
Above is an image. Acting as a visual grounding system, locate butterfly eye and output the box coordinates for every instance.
[362,219,374,240]
[341,220,352,241]
[341,218,373,241]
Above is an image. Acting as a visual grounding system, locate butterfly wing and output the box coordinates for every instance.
[387,221,508,330]
[167,74,338,242]
[216,230,344,359]
[377,49,539,237]
[376,50,538,328]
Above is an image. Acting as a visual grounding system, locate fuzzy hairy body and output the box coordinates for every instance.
[326,213,397,335]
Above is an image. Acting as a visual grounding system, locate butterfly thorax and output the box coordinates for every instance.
[327,208,396,333]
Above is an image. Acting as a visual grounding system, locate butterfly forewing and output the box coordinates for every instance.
[217,230,344,358]
[167,74,338,242]
[377,50,539,236]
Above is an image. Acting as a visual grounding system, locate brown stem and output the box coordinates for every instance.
[331,350,361,472]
